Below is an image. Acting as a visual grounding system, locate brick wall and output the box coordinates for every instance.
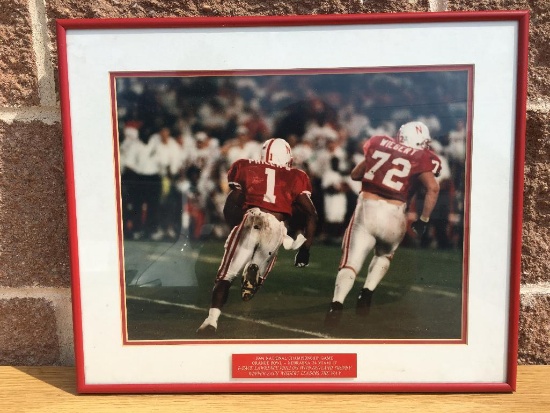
[0,0,548,366]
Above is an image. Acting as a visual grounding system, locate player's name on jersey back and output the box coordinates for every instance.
[378,137,419,156]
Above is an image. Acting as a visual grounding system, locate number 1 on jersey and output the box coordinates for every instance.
[263,168,276,203]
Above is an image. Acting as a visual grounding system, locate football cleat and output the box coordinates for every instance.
[356,288,374,317]
[241,263,260,301]
[196,321,217,337]
[324,301,344,328]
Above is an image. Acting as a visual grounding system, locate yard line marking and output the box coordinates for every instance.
[127,295,332,339]
[381,282,461,298]
[409,285,460,298]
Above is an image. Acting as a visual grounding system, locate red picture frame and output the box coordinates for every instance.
[57,10,528,393]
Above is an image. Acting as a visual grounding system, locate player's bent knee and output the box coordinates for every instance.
[217,272,239,284]
[369,255,391,272]
[337,267,357,282]
[376,252,394,261]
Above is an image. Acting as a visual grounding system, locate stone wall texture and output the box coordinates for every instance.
[0,0,548,366]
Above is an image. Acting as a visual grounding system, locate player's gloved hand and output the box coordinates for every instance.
[294,246,310,267]
[411,218,428,237]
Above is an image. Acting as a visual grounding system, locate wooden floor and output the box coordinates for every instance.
[0,366,549,412]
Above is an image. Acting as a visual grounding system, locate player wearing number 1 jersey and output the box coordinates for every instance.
[197,138,318,336]
[325,121,441,327]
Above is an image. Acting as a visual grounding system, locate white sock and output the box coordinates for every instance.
[364,256,390,291]
[332,267,356,303]
[208,308,221,322]
[202,308,221,328]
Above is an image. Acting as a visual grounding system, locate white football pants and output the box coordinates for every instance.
[216,208,286,284]
[339,197,406,273]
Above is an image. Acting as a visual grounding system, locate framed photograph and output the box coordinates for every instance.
[57,11,528,393]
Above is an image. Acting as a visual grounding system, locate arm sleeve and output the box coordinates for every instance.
[362,138,373,156]
[433,153,443,177]
[227,160,242,190]
[417,152,442,176]
[296,170,312,197]
[362,135,381,156]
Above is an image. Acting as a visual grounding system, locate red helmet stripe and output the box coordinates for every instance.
[265,138,275,162]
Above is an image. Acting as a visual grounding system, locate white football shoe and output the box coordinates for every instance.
[196,318,217,337]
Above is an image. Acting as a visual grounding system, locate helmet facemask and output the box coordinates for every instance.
[397,121,431,150]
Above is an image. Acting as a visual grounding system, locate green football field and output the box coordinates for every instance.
[124,238,465,342]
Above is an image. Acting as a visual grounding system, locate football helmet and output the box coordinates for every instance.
[261,138,293,167]
[397,121,431,150]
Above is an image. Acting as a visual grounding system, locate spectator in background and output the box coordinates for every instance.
[339,103,370,141]
[445,118,467,192]
[288,134,313,173]
[429,140,455,249]
[321,157,348,244]
[243,107,270,142]
[304,126,348,237]
[148,127,181,241]
[190,131,220,173]
[177,165,205,242]
[221,125,262,165]
[184,131,221,239]
[303,122,339,153]
[132,127,164,240]
[197,97,228,139]
[174,129,196,174]
[273,97,338,141]
[119,124,145,239]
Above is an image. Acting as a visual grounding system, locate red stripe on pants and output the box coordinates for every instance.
[217,216,246,280]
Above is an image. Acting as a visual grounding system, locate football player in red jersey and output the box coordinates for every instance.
[197,138,318,336]
[324,121,441,327]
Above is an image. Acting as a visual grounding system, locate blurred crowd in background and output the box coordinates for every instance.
[116,71,468,250]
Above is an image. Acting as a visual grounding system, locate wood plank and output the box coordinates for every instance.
[0,366,548,412]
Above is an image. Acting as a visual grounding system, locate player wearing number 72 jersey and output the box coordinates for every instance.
[197,138,318,336]
[325,121,441,327]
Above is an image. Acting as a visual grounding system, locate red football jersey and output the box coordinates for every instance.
[228,159,312,215]
[361,135,442,202]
